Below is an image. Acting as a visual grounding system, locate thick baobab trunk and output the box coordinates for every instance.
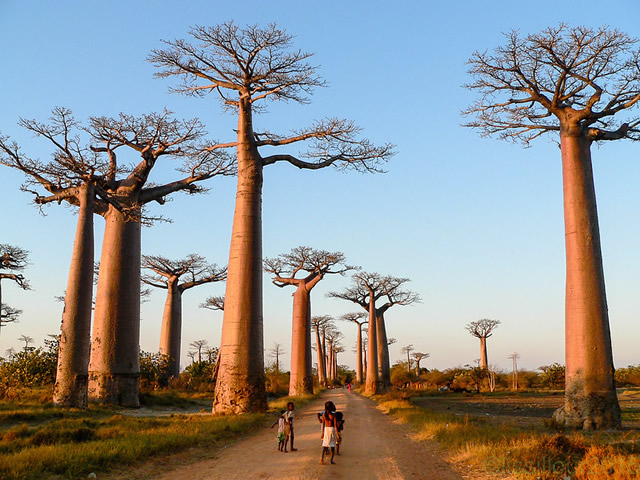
[376,312,391,390]
[159,279,182,380]
[213,100,267,413]
[314,325,326,387]
[327,340,334,382]
[88,205,141,407]
[356,323,363,384]
[479,336,488,370]
[289,287,313,395]
[365,297,379,395]
[53,184,94,407]
[552,131,621,430]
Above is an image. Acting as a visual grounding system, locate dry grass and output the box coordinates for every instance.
[373,390,640,480]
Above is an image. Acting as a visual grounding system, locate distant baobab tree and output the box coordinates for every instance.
[268,342,286,374]
[466,319,500,371]
[0,244,29,336]
[330,272,419,393]
[311,315,332,386]
[464,24,638,429]
[200,295,225,311]
[400,345,414,373]
[265,246,356,396]
[150,22,394,414]
[142,254,227,378]
[412,352,430,375]
[189,339,209,364]
[508,352,520,390]
[341,312,367,384]
[18,334,33,351]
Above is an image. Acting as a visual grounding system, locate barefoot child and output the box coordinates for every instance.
[284,401,297,451]
[320,401,337,465]
[334,410,345,455]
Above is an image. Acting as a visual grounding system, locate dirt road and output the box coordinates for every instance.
[153,389,463,480]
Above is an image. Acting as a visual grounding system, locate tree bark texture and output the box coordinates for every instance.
[213,100,267,413]
[53,183,94,407]
[88,205,141,407]
[159,278,182,379]
[552,131,621,429]
[289,287,313,395]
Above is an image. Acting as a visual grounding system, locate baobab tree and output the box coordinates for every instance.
[142,254,227,378]
[86,112,234,406]
[413,352,430,375]
[201,295,225,311]
[400,345,414,373]
[324,327,344,383]
[0,112,103,408]
[265,246,356,396]
[189,339,209,363]
[341,312,367,384]
[268,342,285,374]
[18,334,34,351]
[508,352,520,390]
[330,272,419,393]
[150,22,393,413]
[0,244,30,337]
[466,319,500,371]
[311,315,332,387]
[463,24,639,429]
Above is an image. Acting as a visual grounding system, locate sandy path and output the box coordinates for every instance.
[153,389,463,480]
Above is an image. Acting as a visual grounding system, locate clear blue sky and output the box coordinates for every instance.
[1,1,639,373]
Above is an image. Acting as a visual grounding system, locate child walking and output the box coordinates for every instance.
[271,411,289,452]
[320,401,337,465]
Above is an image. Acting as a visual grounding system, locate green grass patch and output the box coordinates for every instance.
[372,391,640,480]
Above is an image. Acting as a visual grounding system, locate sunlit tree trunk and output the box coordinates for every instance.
[289,287,313,395]
[159,278,182,379]
[479,337,488,370]
[88,205,141,407]
[552,130,621,430]
[376,311,391,391]
[314,324,326,387]
[356,322,363,384]
[213,99,267,413]
[53,183,94,407]
[365,294,379,395]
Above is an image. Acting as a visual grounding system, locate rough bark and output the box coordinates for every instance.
[213,99,267,413]
[289,287,313,395]
[53,183,94,407]
[552,130,621,430]
[88,205,141,407]
[159,278,182,379]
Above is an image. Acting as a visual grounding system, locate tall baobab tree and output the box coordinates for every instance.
[508,352,520,390]
[412,352,430,375]
[265,247,356,396]
[150,22,393,414]
[466,319,500,371]
[0,244,29,337]
[463,25,639,429]
[330,272,419,393]
[0,111,106,408]
[400,345,414,373]
[324,327,344,383]
[341,312,367,384]
[311,315,332,387]
[142,254,227,378]
[87,112,234,407]
[268,342,285,374]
